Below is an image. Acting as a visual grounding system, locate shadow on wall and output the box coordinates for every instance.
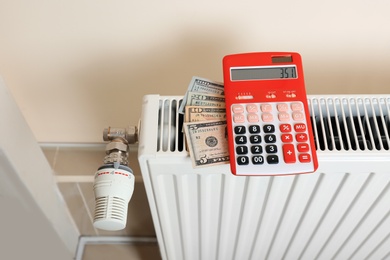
[70,28,242,130]
[68,26,390,140]
[303,52,390,95]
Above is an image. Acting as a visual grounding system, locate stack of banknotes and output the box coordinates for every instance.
[179,76,230,168]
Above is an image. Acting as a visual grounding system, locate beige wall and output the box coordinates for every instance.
[1,1,390,143]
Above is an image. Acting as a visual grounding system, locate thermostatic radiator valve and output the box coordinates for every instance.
[93,126,138,231]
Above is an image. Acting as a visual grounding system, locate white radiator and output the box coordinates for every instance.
[138,94,390,260]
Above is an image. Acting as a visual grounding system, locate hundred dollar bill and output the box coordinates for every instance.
[185,106,226,122]
[186,92,225,108]
[179,76,224,113]
[183,120,229,168]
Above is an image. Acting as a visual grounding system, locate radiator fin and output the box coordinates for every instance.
[147,169,390,260]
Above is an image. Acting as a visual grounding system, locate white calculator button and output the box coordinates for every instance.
[246,104,258,113]
[232,104,245,113]
[262,113,274,122]
[260,104,272,112]
[233,113,245,123]
[247,113,259,123]
[292,111,304,121]
[278,112,290,121]
[277,103,289,112]
[291,102,303,111]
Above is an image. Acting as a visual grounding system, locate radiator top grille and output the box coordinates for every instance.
[156,96,390,153]
[310,97,390,151]
[157,98,185,152]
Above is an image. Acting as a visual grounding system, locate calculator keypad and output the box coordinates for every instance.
[231,102,314,175]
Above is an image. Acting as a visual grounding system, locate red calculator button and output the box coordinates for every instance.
[291,102,303,111]
[262,113,274,122]
[281,134,293,143]
[246,104,258,113]
[247,113,259,123]
[260,104,272,112]
[283,144,296,163]
[278,112,290,121]
[233,114,245,123]
[292,111,305,121]
[280,124,292,132]
[296,133,308,142]
[294,123,307,132]
[299,153,311,163]
[297,143,310,152]
[277,103,289,112]
[232,105,244,113]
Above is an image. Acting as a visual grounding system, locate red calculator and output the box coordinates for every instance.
[223,52,318,176]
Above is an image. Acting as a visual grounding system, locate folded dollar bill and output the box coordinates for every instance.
[185,106,226,122]
[179,76,224,114]
[183,120,229,168]
[186,92,225,108]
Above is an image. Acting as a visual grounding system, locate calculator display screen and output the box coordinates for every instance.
[231,66,297,81]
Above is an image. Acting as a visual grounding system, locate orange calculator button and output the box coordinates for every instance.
[297,143,310,152]
[294,123,307,132]
[280,124,292,132]
[299,153,311,163]
[296,133,308,142]
[281,134,293,143]
[283,144,296,163]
